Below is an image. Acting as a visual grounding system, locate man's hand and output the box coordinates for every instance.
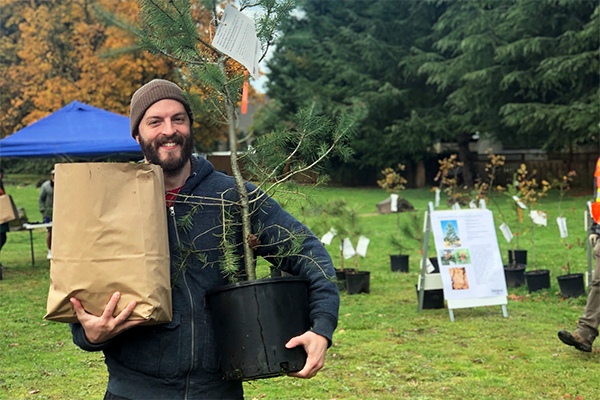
[285,331,328,379]
[70,292,145,344]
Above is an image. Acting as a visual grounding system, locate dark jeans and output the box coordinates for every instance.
[104,391,244,400]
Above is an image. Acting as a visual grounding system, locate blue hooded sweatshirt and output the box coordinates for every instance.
[70,155,339,399]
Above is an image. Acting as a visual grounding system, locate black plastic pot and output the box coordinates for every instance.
[415,285,444,309]
[390,255,409,273]
[429,257,440,274]
[503,264,526,288]
[205,276,310,381]
[557,273,586,298]
[508,249,527,265]
[524,269,550,293]
[345,271,370,295]
[335,269,346,291]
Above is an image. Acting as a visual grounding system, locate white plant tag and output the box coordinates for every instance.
[341,238,356,259]
[390,194,399,212]
[321,228,337,245]
[421,257,435,274]
[479,199,486,209]
[452,202,461,210]
[435,189,440,207]
[212,4,261,79]
[512,195,527,209]
[530,210,547,226]
[356,235,370,258]
[469,200,477,209]
[557,217,568,238]
[499,222,513,243]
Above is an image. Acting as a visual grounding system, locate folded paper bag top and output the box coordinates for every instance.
[45,163,172,324]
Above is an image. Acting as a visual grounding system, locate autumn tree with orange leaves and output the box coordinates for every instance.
[0,0,256,150]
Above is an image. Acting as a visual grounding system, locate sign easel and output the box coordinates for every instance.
[418,201,508,322]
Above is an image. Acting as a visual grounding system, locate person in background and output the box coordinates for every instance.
[39,169,54,260]
[0,168,8,278]
[558,156,600,352]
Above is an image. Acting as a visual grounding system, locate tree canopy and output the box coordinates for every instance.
[260,0,599,184]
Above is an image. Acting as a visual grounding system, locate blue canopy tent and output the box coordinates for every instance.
[0,101,142,158]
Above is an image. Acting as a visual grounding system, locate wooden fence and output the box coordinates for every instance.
[472,151,598,187]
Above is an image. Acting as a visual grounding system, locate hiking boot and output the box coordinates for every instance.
[558,330,592,352]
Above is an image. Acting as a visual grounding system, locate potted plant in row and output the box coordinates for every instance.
[555,171,586,298]
[138,0,355,381]
[514,164,552,293]
[433,154,469,208]
[377,163,412,272]
[318,200,371,295]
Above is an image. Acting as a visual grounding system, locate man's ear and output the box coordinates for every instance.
[134,134,140,145]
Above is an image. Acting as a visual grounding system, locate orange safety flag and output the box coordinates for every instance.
[241,70,249,115]
[592,157,600,223]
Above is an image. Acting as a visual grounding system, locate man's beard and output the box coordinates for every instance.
[139,133,193,177]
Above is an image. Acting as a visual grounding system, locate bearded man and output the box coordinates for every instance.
[68,79,339,400]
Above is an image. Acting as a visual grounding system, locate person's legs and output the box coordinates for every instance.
[0,230,6,280]
[46,227,52,259]
[558,240,600,352]
[575,240,600,342]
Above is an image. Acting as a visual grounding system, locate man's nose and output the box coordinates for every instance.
[163,119,177,135]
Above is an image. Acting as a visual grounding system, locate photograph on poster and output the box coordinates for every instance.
[441,220,461,247]
[449,267,469,290]
[440,249,471,265]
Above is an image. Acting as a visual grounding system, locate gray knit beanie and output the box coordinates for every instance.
[129,79,194,138]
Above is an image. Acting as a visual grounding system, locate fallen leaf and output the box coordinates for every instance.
[28,390,40,394]
[9,343,19,347]
[260,394,266,398]
[344,313,351,317]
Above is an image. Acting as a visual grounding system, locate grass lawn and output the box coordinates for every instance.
[1,175,599,400]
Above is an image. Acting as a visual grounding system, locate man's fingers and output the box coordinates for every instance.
[285,336,302,349]
[70,297,88,320]
[114,301,138,325]
[102,292,122,318]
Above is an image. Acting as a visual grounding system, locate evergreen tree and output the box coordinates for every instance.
[444,222,460,246]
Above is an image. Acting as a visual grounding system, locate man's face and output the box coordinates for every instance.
[136,99,193,175]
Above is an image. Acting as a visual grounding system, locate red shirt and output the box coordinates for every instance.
[165,186,184,207]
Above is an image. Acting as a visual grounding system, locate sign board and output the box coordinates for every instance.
[430,209,507,301]
[418,202,508,321]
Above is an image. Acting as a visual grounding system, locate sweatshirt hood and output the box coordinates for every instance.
[182,155,214,193]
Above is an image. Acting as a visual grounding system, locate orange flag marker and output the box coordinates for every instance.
[241,70,249,115]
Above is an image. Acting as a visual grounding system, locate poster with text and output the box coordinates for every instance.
[431,209,507,300]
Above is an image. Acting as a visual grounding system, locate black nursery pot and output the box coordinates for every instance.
[205,276,310,381]
[345,271,370,295]
[415,285,444,309]
[524,269,550,293]
[390,255,409,273]
[335,269,346,291]
[508,249,527,265]
[557,273,586,298]
[503,264,526,288]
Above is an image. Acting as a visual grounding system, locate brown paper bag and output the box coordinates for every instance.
[45,163,172,324]
[0,194,19,224]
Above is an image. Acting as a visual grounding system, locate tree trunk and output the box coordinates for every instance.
[457,132,474,188]
[415,160,426,188]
